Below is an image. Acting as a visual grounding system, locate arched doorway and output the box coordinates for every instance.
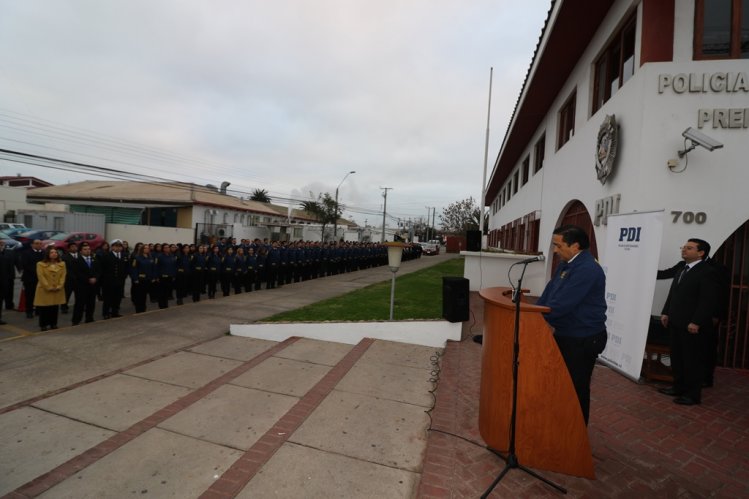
[551,200,599,273]
[713,219,749,370]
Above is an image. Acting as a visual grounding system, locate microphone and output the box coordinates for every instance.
[517,254,545,264]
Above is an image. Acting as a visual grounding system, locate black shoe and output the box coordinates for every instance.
[85,319,94,323]
[111,313,123,318]
[658,387,683,396]
[176,299,183,305]
[103,315,111,320]
[40,326,50,331]
[72,322,80,326]
[674,396,700,406]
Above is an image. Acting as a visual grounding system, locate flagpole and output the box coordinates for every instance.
[480,67,493,250]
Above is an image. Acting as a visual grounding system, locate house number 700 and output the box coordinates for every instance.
[671,211,706,224]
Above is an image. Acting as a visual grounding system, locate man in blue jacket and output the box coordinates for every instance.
[536,225,607,425]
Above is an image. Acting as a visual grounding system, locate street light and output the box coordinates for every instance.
[385,242,406,320]
[334,170,356,240]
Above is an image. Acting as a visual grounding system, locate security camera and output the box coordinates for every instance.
[678,127,724,157]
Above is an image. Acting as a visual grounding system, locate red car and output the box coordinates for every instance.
[41,232,106,252]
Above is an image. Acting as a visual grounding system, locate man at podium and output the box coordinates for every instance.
[536,225,607,425]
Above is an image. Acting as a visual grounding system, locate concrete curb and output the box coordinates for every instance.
[231,320,462,348]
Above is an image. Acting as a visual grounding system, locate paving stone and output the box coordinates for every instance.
[187,335,277,361]
[273,337,353,366]
[358,339,443,370]
[336,360,435,407]
[158,384,298,450]
[290,390,429,472]
[33,374,191,431]
[37,428,242,499]
[0,407,114,496]
[124,351,243,388]
[237,442,420,498]
[231,356,331,397]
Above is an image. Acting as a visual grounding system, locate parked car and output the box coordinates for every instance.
[12,229,65,249]
[420,242,440,256]
[0,230,22,250]
[41,232,106,252]
[0,223,27,231]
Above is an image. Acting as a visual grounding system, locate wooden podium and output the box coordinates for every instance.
[478,287,595,479]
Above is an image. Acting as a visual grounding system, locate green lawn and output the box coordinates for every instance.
[264,257,465,322]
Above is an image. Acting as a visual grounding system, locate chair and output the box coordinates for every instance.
[642,316,673,382]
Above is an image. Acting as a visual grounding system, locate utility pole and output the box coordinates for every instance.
[481,67,494,249]
[380,187,392,242]
[425,206,435,241]
[432,207,436,241]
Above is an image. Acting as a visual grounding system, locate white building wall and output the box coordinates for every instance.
[487,0,749,306]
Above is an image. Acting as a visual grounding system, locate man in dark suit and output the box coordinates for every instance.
[60,242,80,314]
[72,242,100,325]
[657,242,729,387]
[18,239,45,319]
[659,238,719,405]
[99,240,128,319]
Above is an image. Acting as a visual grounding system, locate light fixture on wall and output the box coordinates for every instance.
[669,127,724,173]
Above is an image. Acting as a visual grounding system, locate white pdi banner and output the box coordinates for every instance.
[599,210,664,381]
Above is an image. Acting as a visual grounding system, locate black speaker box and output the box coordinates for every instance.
[442,276,469,323]
[466,230,482,252]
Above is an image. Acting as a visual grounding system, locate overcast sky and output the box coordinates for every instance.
[0,0,549,227]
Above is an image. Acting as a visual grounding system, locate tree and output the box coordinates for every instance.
[250,189,272,203]
[439,196,486,234]
[300,192,340,241]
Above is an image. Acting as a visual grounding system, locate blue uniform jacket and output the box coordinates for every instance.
[536,250,606,338]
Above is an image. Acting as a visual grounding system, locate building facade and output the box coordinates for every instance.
[485,0,749,369]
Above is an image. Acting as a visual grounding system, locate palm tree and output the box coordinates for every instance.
[250,189,272,203]
[301,193,339,241]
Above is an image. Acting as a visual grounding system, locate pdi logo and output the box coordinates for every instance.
[618,227,642,242]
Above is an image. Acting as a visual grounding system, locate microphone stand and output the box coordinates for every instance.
[481,261,566,498]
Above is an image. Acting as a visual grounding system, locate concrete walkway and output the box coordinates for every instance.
[0,253,456,498]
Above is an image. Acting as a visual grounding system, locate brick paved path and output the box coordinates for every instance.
[418,292,749,498]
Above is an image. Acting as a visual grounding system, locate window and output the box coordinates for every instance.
[521,155,530,186]
[593,15,637,113]
[695,0,749,59]
[513,170,519,194]
[53,217,64,230]
[557,92,576,150]
[534,134,545,173]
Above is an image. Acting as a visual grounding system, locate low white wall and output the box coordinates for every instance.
[462,251,547,295]
[106,224,195,245]
[231,320,462,348]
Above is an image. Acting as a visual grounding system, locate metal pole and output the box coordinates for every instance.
[334,187,339,240]
[481,67,494,248]
[389,271,396,320]
[380,187,392,242]
[334,171,355,240]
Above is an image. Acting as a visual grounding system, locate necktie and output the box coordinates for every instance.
[115,253,120,259]
[678,265,689,283]
[86,257,92,268]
